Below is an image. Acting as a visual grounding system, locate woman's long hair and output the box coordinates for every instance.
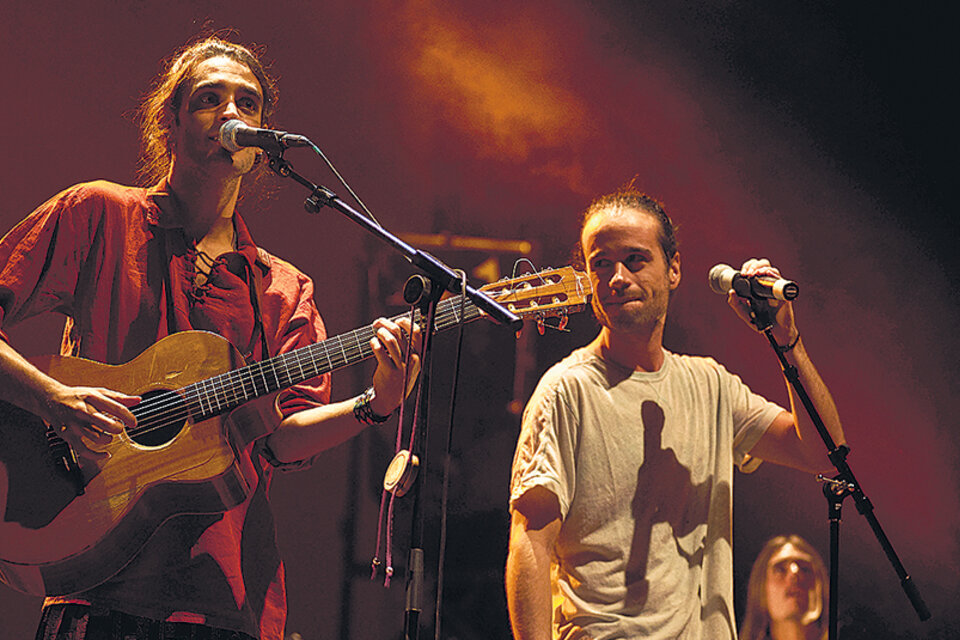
[740,534,828,640]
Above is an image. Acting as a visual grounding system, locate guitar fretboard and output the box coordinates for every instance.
[138,294,483,428]
[126,267,588,437]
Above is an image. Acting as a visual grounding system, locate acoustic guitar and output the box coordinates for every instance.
[0,267,589,596]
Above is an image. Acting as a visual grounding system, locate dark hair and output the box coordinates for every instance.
[740,535,828,640]
[135,33,279,186]
[574,181,679,270]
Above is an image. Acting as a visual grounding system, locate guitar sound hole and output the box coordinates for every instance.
[128,389,188,447]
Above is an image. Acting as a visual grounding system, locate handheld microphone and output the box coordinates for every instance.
[219,120,312,154]
[708,263,799,301]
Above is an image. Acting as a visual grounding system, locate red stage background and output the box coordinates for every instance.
[2,1,957,638]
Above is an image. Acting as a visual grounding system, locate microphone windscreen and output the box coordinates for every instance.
[219,120,245,153]
[708,264,737,295]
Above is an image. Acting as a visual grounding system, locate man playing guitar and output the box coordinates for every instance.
[0,35,418,640]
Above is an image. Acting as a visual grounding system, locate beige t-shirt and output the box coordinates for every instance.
[510,348,783,640]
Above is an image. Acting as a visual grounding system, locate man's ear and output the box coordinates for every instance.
[668,252,682,290]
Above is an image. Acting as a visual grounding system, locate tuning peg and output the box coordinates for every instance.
[558,315,569,331]
[537,318,546,335]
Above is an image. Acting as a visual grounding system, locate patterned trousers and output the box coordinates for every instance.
[35,605,258,640]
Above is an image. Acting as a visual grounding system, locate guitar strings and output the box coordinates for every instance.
[127,272,585,437]
[123,273,585,440]
[126,293,480,437]
[128,322,396,436]
[127,273,583,437]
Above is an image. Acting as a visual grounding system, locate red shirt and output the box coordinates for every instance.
[0,180,332,640]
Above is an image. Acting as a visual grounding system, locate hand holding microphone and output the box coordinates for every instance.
[708,262,799,301]
[709,258,801,346]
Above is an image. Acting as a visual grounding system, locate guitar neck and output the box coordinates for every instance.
[176,265,590,422]
[183,294,481,421]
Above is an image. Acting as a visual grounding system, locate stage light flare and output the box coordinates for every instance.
[391,1,592,189]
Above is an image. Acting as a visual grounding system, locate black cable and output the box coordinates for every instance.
[434,270,468,640]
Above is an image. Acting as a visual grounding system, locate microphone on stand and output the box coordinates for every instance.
[708,263,799,301]
[219,120,312,154]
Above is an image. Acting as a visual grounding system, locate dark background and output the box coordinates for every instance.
[2,1,957,638]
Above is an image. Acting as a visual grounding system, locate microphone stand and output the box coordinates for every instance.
[397,276,442,640]
[265,151,521,329]
[746,298,930,640]
[264,149,521,640]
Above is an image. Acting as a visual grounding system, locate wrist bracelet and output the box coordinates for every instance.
[775,333,801,354]
[354,386,392,425]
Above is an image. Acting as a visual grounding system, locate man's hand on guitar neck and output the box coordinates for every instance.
[369,316,421,416]
[266,316,422,463]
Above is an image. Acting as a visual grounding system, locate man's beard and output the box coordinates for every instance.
[593,294,669,334]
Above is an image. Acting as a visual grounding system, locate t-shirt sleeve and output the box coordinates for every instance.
[509,377,578,519]
[721,364,786,472]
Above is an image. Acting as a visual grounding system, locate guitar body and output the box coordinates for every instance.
[0,331,269,596]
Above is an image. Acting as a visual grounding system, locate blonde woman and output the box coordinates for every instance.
[741,535,829,640]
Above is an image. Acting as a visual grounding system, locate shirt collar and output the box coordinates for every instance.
[144,178,271,272]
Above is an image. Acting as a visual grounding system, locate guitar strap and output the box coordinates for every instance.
[244,253,271,362]
[161,229,179,340]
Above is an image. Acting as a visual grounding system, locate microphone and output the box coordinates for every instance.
[219,120,312,154]
[708,263,799,301]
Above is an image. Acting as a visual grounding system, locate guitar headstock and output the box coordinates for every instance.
[479,266,591,322]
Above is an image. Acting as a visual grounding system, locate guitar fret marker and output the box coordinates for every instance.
[240,369,250,401]
[295,350,305,381]
[259,363,269,396]
[353,330,363,361]
[199,380,210,416]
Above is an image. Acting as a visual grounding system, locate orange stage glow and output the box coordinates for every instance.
[392,1,593,190]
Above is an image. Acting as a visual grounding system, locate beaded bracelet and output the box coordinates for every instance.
[354,386,392,425]
[775,333,801,354]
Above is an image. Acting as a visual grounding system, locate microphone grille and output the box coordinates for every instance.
[219,119,244,153]
[708,264,736,295]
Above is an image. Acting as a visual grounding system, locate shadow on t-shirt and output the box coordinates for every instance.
[624,399,716,611]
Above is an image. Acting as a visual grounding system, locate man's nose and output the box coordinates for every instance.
[609,262,629,288]
[221,98,241,121]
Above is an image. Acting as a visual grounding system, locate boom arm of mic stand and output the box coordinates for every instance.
[266,152,522,329]
[747,298,931,624]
